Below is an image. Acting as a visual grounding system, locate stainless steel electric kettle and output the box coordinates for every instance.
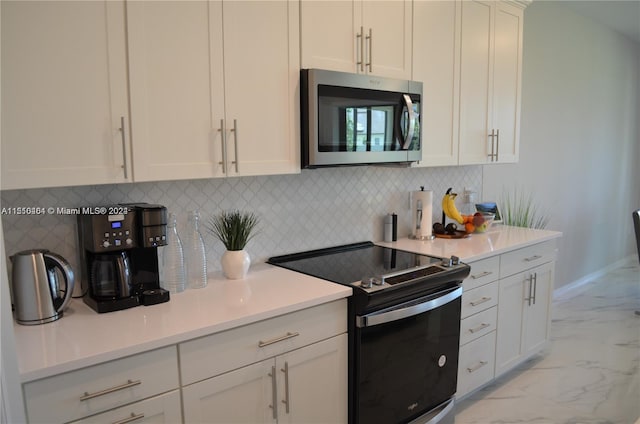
[10,249,75,325]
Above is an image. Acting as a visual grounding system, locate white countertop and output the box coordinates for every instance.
[13,263,352,383]
[377,225,562,263]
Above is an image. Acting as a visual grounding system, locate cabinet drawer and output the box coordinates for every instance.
[179,299,347,386]
[69,390,182,424]
[457,331,496,398]
[461,281,498,319]
[464,256,500,291]
[500,240,556,278]
[460,306,497,346]
[24,346,179,424]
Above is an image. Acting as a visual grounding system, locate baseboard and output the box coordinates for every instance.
[553,255,637,301]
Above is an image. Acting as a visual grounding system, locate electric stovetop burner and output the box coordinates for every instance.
[267,241,467,300]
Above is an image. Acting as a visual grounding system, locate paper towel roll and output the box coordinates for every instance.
[410,190,434,240]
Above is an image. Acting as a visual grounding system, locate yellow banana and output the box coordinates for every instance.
[442,192,464,224]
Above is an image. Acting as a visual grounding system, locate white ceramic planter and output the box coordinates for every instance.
[221,249,251,280]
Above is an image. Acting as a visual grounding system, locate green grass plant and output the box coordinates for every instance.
[207,210,259,251]
[501,189,550,229]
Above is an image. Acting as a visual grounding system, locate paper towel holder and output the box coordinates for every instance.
[409,187,435,240]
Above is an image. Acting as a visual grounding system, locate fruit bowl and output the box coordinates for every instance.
[473,212,495,233]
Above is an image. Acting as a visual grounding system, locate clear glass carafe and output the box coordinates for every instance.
[161,213,186,294]
[184,210,207,289]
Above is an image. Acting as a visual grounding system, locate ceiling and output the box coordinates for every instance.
[560,0,640,44]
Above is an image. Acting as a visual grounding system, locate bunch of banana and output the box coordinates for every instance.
[442,188,464,224]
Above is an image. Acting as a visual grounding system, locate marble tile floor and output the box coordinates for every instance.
[454,261,640,424]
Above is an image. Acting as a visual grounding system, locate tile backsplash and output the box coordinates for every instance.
[1,165,481,274]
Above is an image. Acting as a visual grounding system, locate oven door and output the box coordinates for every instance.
[354,286,462,424]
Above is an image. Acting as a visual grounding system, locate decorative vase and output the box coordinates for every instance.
[221,249,250,280]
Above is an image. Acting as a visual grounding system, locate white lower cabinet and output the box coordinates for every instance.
[457,240,557,399]
[23,346,179,424]
[495,261,554,376]
[69,390,182,424]
[182,335,348,424]
[179,299,348,423]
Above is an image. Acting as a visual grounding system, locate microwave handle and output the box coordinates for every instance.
[401,94,416,150]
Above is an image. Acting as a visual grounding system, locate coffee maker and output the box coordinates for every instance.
[77,203,170,313]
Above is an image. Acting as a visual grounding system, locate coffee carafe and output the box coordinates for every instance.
[10,249,75,325]
[78,203,170,313]
[90,252,132,299]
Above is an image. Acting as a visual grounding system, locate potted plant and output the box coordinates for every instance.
[501,189,550,229]
[207,210,259,279]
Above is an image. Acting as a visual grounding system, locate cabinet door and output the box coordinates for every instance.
[277,334,348,424]
[182,360,273,424]
[127,0,224,182]
[300,1,360,73]
[412,0,460,167]
[523,262,553,356]
[458,0,493,165]
[492,2,523,163]
[362,0,412,79]
[1,0,129,189]
[495,271,526,376]
[222,0,300,177]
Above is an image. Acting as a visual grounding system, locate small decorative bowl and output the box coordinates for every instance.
[474,212,495,233]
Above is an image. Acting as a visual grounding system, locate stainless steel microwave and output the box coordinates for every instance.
[301,69,422,168]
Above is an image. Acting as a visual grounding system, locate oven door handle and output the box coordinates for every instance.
[356,286,462,328]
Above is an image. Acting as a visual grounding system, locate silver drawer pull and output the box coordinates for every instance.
[80,379,141,402]
[469,323,491,333]
[258,332,300,348]
[524,254,542,262]
[469,297,491,307]
[470,271,492,279]
[112,412,145,424]
[467,361,488,373]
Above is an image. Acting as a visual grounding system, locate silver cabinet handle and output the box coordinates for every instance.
[524,254,542,262]
[469,296,491,307]
[525,274,533,306]
[281,362,290,413]
[268,366,278,419]
[357,26,364,72]
[532,272,538,305]
[495,129,500,162]
[487,129,496,161]
[366,28,373,72]
[230,119,239,173]
[469,323,491,334]
[112,412,145,424]
[218,119,227,174]
[470,271,493,280]
[80,379,141,402]
[258,332,300,348]
[119,117,128,179]
[467,361,488,373]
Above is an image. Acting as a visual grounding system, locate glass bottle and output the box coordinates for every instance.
[184,210,208,289]
[161,213,186,294]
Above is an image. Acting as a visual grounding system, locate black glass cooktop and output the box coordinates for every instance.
[267,241,443,286]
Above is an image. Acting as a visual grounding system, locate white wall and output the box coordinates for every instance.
[482,1,640,289]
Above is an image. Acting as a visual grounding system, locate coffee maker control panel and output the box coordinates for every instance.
[80,211,138,252]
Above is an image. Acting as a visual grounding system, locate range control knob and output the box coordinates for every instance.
[451,255,460,266]
[441,257,452,267]
[361,278,374,289]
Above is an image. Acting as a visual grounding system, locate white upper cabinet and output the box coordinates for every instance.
[128,0,299,182]
[412,0,461,167]
[301,0,412,79]
[1,1,299,190]
[1,1,130,190]
[219,1,300,177]
[458,0,524,165]
[127,1,222,182]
